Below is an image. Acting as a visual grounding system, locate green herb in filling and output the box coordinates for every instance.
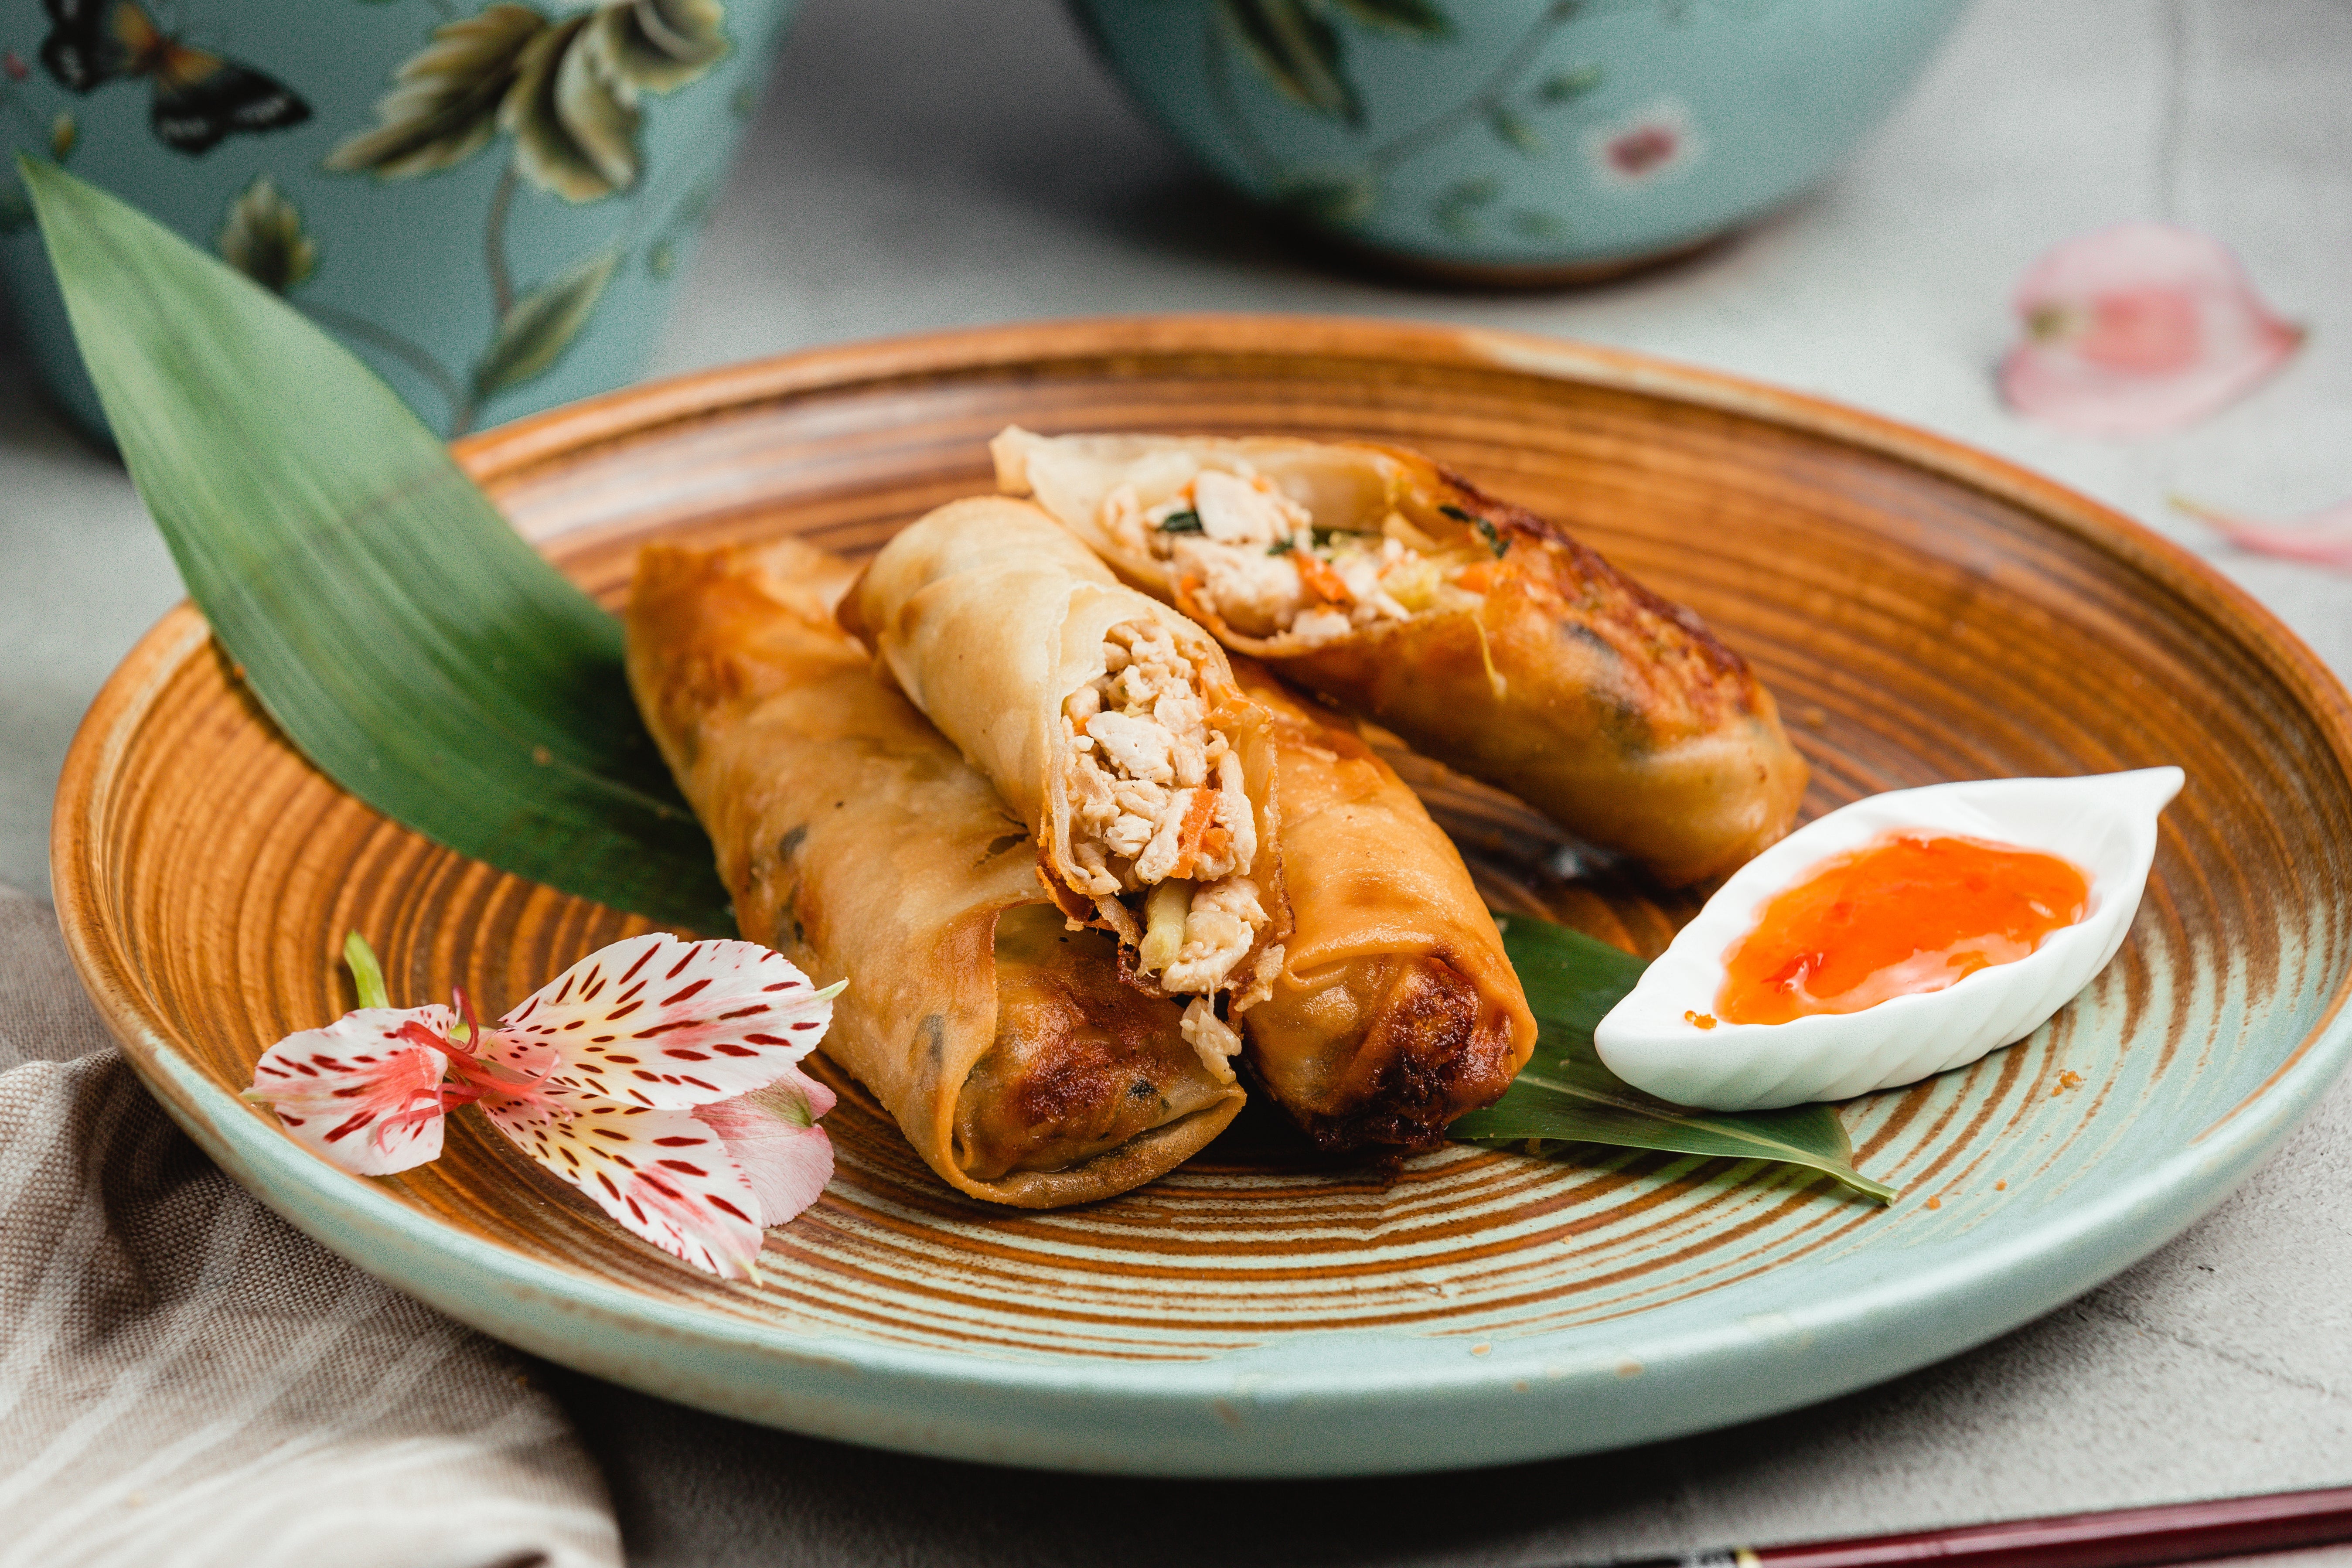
[1157,509,1204,534]
[1442,504,1508,558]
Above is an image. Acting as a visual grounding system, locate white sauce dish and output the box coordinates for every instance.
[1593,767,2184,1110]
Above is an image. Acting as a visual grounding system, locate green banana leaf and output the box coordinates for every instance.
[1452,916,1898,1203]
[23,160,733,931]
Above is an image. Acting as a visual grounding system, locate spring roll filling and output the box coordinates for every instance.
[1061,618,1269,999]
[1100,467,1491,648]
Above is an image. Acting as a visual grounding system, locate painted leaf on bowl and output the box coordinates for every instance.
[503,13,640,200]
[331,0,730,201]
[324,3,549,180]
[1487,106,1540,155]
[1537,64,1602,102]
[1327,0,1450,38]
[474,247,619,395]
[1451,916,1897,1203]
[1276,170,1377,227]
[1220,0,1359,124]
[589,0,730,95]
[22,162,734,931]
[215,174,314,294]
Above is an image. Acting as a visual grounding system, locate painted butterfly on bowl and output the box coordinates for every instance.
[39,0,308,155]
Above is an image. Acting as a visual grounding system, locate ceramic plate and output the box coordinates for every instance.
[53,318,2352,1477]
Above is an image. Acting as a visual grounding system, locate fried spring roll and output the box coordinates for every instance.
[1236,662,1538,1151]
[841,498,1291,1075]
[994,429,1809,887]
[626,539,1244,1208]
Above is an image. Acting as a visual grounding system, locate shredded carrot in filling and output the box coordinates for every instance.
[1059,618,1269,998]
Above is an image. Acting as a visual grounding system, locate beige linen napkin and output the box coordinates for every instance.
[0,886,624,1568]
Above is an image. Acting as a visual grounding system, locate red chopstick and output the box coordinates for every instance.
[1575,1486,2352,1568]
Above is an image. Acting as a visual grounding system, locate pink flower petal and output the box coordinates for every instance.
[482,1096,768,1279]
[697,1065,838,1227]
[247,1006,456,1176]
[2176,494,2352,569]
[2000,223,2303,438]
[481,934,836,1111]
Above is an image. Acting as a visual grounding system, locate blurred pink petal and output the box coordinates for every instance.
[2001,223,2302,438]
[246,1006,456,1176]
[482,932,837,1111]
[2175,494,2352,568]
[698,1064,837,1227]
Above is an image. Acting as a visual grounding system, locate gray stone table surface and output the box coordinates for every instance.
[3,0,2350,1562]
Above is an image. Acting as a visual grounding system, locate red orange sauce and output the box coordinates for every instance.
[1716,832,2091,1026]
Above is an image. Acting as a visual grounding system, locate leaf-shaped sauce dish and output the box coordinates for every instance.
[1594,768,2185,1111]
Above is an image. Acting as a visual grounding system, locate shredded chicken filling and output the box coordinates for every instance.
[1099,466,1490,647]
[1062,619,1268,998]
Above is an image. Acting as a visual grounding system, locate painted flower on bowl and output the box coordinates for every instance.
[1587,99,1702,189]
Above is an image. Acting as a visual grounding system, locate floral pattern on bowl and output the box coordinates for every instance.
[1075,0,1974,273]
[1,0,797,436]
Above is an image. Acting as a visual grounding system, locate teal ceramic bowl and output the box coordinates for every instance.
[1075,0,1972,279]
[0,0,798,436]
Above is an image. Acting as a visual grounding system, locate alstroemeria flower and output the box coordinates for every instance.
[248,1005,457,1176]
[699,1064,839,1226]
[2001,224,2303,438]
[2175,494,2352,570]
[249,934,840,1278]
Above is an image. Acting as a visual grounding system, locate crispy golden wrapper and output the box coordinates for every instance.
[995,429,1810,887]
[626,539,1243,1208]
[842,497,1291,1010]
[1235,662,1538,1152]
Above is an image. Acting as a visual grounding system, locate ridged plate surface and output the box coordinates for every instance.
[52,318,2352,1475]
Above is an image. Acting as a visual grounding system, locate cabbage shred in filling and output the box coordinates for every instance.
[1061,620,1271,1050]
[1098,467,1493,646]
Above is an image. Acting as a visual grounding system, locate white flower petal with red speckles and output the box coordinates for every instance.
[483,1095,767,1279]
[697,1064,839,1226]
[247,1006,455,1176]
[2176,494,2352,569]
[2001,223,2303,438]
[481,933,837,1111]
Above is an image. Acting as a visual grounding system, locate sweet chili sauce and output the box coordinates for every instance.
[1715,832,2091,1026]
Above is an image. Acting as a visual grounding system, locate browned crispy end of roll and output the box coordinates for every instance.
[1234,664,1538,1152]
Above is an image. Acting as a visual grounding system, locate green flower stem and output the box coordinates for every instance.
[1204,20,1282,186]
[484,163,518,322]
[343,931,391,1010]
[1364,0,1578,174]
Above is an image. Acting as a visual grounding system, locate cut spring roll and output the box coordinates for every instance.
[1237,661,1538,1152]
[626,538,1244,1208]
[994,428,1810,887]
[841,497,1290,1076]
